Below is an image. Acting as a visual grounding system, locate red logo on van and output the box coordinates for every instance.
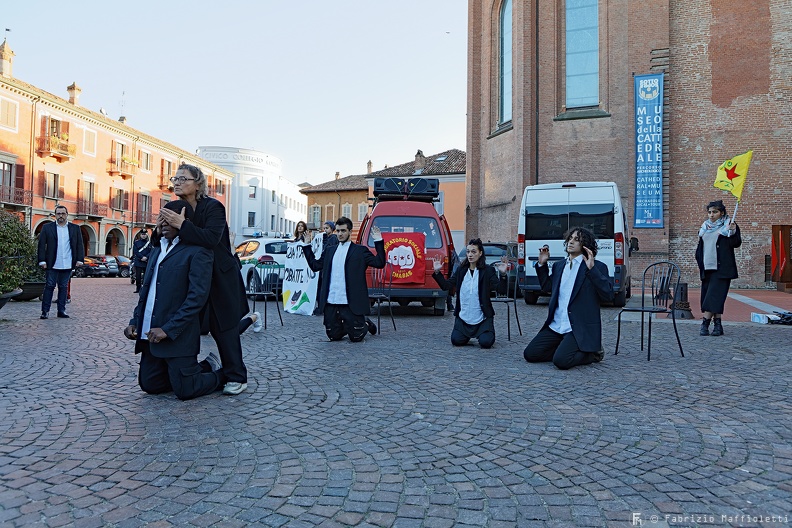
[383,233,425,284]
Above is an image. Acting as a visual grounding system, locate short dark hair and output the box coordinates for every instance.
[336,216,353,231]
[54,205,68,214]
[706,200,726,215]
[467,238,487,269]
[563,226,598,258]
[163,199,194,219]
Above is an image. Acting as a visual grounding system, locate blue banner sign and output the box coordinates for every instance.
[633,73,664,228]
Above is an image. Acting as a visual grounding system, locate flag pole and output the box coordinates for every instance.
[731,201,739,224]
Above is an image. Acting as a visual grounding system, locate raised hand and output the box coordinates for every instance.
[538,245,550,266]
[433,258,442,272]
[371,225,383,241]
[497,255,509,274]
[582,246,595,269]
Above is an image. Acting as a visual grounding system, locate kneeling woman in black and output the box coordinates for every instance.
[432,238,508,349]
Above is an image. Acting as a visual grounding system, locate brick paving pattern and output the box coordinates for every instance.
[0,278,790,527]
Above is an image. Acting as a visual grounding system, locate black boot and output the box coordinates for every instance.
[711,318,723,336]
[700,317,711,336]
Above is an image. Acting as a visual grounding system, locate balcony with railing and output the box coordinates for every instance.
[0,185,33,206]
[77,199,108,218]
[107,157,138,178]
[36,135,76,160]
[135,210,155,225]
[158,173,173,190]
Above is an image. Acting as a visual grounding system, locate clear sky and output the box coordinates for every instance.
[2,1,468,185]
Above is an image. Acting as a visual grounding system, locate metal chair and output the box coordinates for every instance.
[247,262,284,329]
[615,261,684,360]
[369,263,396,334]
[490,264,522,341]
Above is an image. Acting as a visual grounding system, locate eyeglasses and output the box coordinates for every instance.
[170,176,196,184]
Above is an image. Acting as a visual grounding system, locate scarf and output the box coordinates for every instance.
[698,215,733,238]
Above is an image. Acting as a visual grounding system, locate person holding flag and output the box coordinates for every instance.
[695,200,741,337]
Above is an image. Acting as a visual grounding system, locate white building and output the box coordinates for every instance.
[197,146,306,244]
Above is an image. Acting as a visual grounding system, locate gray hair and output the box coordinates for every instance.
[177,163,208,199]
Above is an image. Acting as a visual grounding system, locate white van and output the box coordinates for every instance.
[517,181,632,307]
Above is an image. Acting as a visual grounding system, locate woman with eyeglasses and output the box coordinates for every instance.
[431,238,508,349]
[158,163,249,395]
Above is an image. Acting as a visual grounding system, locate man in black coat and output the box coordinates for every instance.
[37,205,84,319]
[124,200,223,400]
[131,230,152,293]
[302,216,386,342]
[523,227,614,369]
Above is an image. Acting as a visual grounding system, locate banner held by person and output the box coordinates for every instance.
[714,150,752,221]
[282,233,322,315]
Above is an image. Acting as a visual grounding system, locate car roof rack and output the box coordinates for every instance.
[373,177,440,203]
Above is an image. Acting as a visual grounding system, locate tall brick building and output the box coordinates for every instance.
[467,0,791,288]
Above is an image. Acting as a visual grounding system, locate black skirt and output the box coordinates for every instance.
[701,270,731,314]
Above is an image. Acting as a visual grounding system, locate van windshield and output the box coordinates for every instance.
[524,204,615,240]
[367,216,443,248]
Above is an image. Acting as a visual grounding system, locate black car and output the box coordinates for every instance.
[86,255,120,277]
[73,256,110,278]
[115,255,132,278]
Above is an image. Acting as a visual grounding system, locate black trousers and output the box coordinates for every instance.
[207,305,247,383]
[137,341,223,400]
[134,266,145,289]
[324,303,368,342]
[42,268,71,314]
[523,326,596,370]
[451,316,495,349]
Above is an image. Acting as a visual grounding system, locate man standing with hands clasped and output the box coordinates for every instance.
[301,216,386,342]
[38,205,84,319]
[523,227,613,369]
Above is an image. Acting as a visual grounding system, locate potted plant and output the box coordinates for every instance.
[0,210,33,310]
[13,251,47,302]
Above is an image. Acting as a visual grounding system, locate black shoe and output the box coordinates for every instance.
[711,319,723,336]
[366,318,377,335]
[57,312,70,318]
[700,317,711,336]
[593,349,605,362]
[133,289,140,293]
[40,311,48,320]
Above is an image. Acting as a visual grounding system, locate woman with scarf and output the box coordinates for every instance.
[695,200,741,336]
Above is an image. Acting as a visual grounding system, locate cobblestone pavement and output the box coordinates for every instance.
[1,278,790,528]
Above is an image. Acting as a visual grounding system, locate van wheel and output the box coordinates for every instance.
[626,284,632,299]
[524,292,539,305]
[433,298,445,316]
[613,290,627,307]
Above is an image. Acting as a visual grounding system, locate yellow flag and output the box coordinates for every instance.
[714,150,752,201]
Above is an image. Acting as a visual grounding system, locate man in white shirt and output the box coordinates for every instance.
[37,205,84,319]
[302,217,386,342]
[124,200,222,400]
[523,227,614,369]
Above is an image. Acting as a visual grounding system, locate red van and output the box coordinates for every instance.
[356,177,456,315]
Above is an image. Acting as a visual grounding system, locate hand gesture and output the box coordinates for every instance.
[538,245,550,266]
[582,246,595,269]
[146,328,167,344]
[371,225,383,241]
[124,325,138,340]
[432,258,442,272]
[159,206,186,230]
[728,222,737,231]
[496,255,509,274]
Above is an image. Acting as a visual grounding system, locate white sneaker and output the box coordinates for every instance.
[252,312,263,333]
[204,349,222,371]
[223,382,247,395]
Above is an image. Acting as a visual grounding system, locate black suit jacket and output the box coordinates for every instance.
[303,240,386,315]
[37,222,84,270]
[129,242,213,358]
[432,265,506,319]
[175,197,248,332]
[537,259,614,352]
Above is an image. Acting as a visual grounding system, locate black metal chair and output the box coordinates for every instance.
[247,262,284,329]
[490,264,522,341]
[369,263,396,334]
[615,261,684,360]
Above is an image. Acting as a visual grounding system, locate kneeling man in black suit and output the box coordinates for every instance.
[124,200,225,400]
[523,226,614,369]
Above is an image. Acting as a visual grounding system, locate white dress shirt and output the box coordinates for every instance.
[142,236,180,336]
[327,241,351,305]
[458,268,485,325]
[549,255,584,335]
[53,224,73,270]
